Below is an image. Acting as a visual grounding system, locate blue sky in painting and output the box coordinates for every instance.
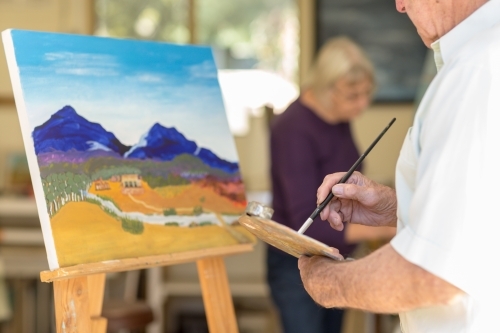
[10,30,237,161]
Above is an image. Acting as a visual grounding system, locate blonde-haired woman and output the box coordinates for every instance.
[267,36,374,333]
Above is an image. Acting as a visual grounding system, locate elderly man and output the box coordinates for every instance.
[298,0,500,331]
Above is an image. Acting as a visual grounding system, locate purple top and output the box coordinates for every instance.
[270,98,360,256]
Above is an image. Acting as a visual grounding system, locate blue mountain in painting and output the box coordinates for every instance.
[33,106,131,155]
[126,123,239,173]
[33,107,239,174]
[126,123,197,160]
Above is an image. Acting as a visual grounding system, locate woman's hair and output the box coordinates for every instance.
[302,36,374,94]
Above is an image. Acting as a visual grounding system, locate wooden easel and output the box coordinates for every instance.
[41,243,253,333]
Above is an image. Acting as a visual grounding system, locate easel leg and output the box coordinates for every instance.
[53,273,107,333]
[197,257,239,333]
[88,273,107,332]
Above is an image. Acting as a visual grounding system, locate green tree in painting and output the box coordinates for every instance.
[121,216,144,234]
[91,166,141,181]
[193,205,203,216]
[142,173,189,188]
[163,208,177,216]
[42,172,92,217]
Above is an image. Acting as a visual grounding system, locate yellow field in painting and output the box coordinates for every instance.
[51,201,254,267]
[89,181,244,215]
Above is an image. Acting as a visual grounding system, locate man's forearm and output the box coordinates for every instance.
[299,244,463,313]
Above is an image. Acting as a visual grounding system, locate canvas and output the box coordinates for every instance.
[2,29,253,270]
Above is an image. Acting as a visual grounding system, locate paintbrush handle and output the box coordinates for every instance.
[298,118,396,234]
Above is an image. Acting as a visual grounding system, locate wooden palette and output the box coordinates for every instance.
[238,215,343,260]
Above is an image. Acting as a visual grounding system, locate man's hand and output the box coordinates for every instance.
[298,255,344,308]
[317,171,397,231]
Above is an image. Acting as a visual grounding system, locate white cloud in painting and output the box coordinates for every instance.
[134,73,165,83]
[55,68,119,77]
[44,52,120,77]
[44,52,67,61]
[44,52,117,64]
[188,60,218,79]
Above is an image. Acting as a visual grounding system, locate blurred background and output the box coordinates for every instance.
[0,0,436,332]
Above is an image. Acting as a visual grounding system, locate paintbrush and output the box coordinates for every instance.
[297,117,396,234]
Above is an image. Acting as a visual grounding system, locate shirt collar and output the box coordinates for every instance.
[431,0,500,71]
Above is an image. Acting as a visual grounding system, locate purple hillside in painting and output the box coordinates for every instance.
[33,106,131,156]
[126,123,239,174]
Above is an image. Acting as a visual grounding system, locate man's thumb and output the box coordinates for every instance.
[332,184,345,196]
[333,184,367,202]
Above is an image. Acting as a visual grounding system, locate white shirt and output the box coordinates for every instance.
[390,1,500,332]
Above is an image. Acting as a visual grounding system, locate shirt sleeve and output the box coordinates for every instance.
[390,59,500,295]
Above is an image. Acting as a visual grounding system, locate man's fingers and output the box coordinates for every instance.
[332,184,352,198]
[318,171,366,203]
[320,204,330,220]
[331,247,341,255]
[332,183,377,205]
[323,172,347,186]
[320,200,335,219]
[298,255,309,271]
[317,186,332,204]
[320,201,343,230]
[328,204,344,230]
[328,218,344,231]
[327,247,344,259]
[318,172,347,203]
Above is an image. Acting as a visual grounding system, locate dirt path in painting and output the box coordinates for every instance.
[126,195,205,216]
[127,194,163,213]
[124,193,198,215]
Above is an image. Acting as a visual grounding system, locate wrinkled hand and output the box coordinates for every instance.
[317,171,397,231]
[298,255,343,308]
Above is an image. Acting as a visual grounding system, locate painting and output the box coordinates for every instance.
[2,29,253,270]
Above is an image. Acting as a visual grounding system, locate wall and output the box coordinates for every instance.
[352,103,414,186]
[234,115,272,192]
[0,105,24,189]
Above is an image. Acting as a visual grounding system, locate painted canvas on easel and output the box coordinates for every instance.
[2,29,253,270]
